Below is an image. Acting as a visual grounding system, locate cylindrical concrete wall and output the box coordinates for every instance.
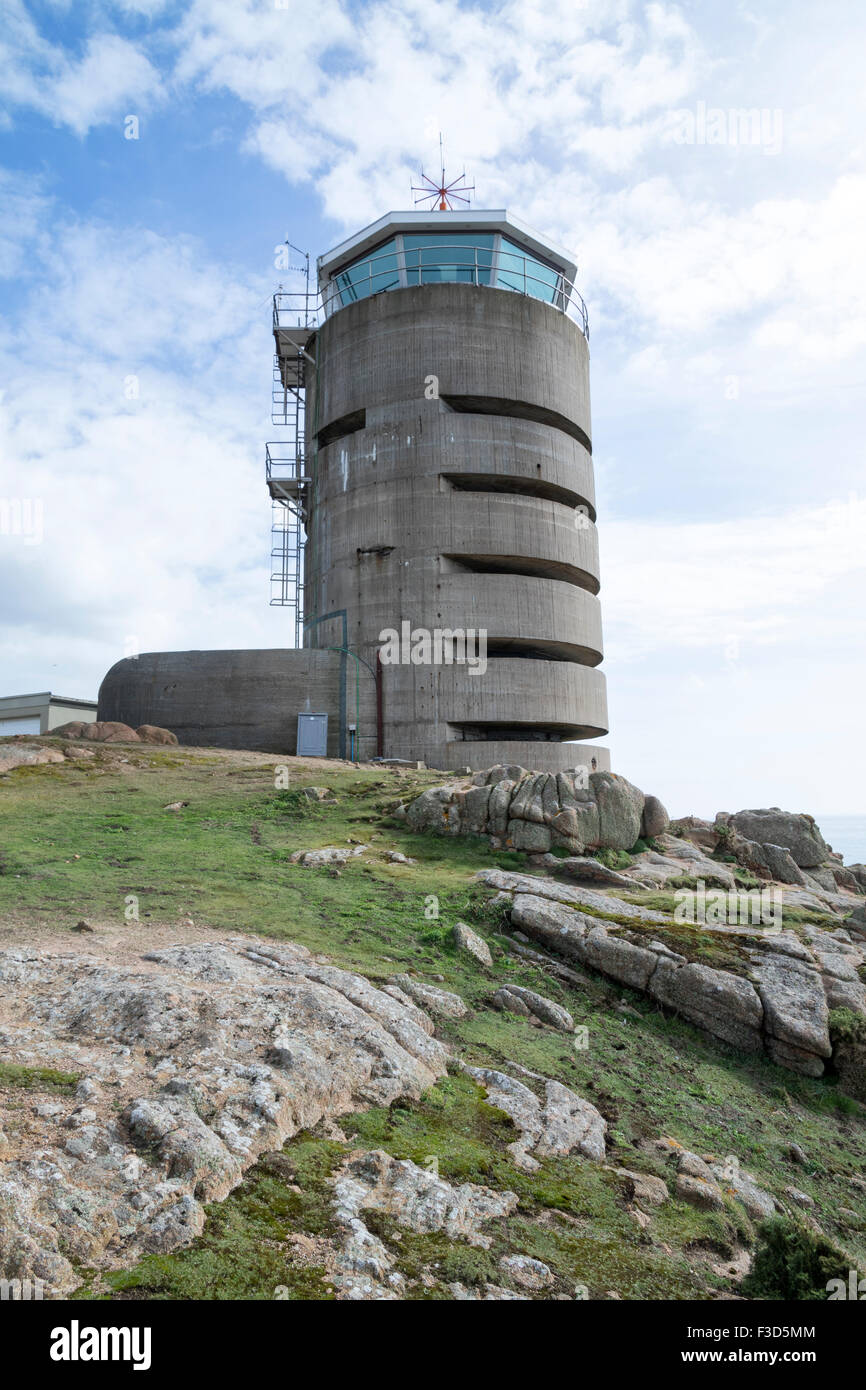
[98,649,344,755]
[304,281,609,772]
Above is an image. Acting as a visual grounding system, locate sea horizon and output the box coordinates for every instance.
[811,814,866,866]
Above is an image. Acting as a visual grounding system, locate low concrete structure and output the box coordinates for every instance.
[0,692,97,737]
[98,650,343,756]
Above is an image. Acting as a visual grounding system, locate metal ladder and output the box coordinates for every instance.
[267,305,314,648]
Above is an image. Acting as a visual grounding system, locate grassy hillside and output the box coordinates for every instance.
[1,740,864,1300]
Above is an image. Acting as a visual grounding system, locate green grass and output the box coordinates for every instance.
[0,1062,79,1092]
[3,742,866,1298]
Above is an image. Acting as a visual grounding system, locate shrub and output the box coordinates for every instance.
[593,846,631,871]
[741,1217,851,1300]
[829,1008,866,1046]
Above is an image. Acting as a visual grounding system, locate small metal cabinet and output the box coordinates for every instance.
[296,713,328,757]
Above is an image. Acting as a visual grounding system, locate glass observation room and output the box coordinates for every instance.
[321,228,585,330]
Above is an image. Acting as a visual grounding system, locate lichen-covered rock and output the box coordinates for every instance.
[404,766,668,856]
[0,743,66,773]
[0,936,448,1295]
[405,784,465,834]
[453,921,493,967]
[335,1149,516,1249]
[668,816,719,852]
[723,809,829,868]
[389,974,469,1019]
[507,819,552,852]
[291,845,367,867]
[491,985,574,1032]
[135,725,179,745]
[615,1169,669,1207]
[588,772,645,850]
[761,843,807,886]
[709,1162,776,1220]
[675,1172,725,1211]
[749,939,832,1071]
[81,721,141,743]
[640,795,670,839]
[494,880,845,1075]
[467,1067,606,1168]
[649,958,764,1054]
[500,1254,554,1289]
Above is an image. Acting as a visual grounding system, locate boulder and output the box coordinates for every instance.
[81,721,141,743]
[50,721,91,739]
[292,846,367,867]
[334,1149,516,1248]
[0,743,66,773]
[761,843,807,886]
[506,819,551,852]
[135,725,179,745]
[471,764,529,787]
[581,927,660,991]
[749,942,831,1070]
[669,816,719,853]
[589,772,644,850]
[710,1162,776,1220]
[499,1254,554,1290]
[540,856,636,889]
[675,1172,724,1211]
[847,865,866,892]
[389,975,469,1020]
[467,1068,606,1166]
[492,985,574,1032]
[640,795,670,839]
[453,921,493,968]
[725,809,829,868]
[831,864,861,893]
[405,784,464,834]
[458,784,492,834]
[404,766,670,856]
[615,1169,670,1207]
[648,958,766,1054]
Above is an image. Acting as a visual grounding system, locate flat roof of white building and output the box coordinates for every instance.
[0,692,97,708]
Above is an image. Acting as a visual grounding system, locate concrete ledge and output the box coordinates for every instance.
[437,741,610,775]
[315,282,591,439]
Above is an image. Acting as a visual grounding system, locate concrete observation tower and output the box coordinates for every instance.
[268,205,610,773]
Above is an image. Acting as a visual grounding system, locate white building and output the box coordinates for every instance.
[0,692,98,737]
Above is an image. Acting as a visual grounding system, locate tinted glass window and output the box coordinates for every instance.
[497,237,560,302]
[335,238,400,304]
[403,233,494,285]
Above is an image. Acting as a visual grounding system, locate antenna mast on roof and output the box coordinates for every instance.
[412,134,474,211]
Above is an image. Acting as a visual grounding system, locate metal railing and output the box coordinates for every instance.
[273,243,589,339]
[265,442,309,490]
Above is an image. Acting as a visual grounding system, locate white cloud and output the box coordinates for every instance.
[48,34,164,135]
[602,494,866,662]
[0,2,164,134]
[0,184,284,697]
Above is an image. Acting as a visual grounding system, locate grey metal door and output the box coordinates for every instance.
[296,713,328,757]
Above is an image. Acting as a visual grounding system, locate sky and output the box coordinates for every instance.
[1,0,864,820]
